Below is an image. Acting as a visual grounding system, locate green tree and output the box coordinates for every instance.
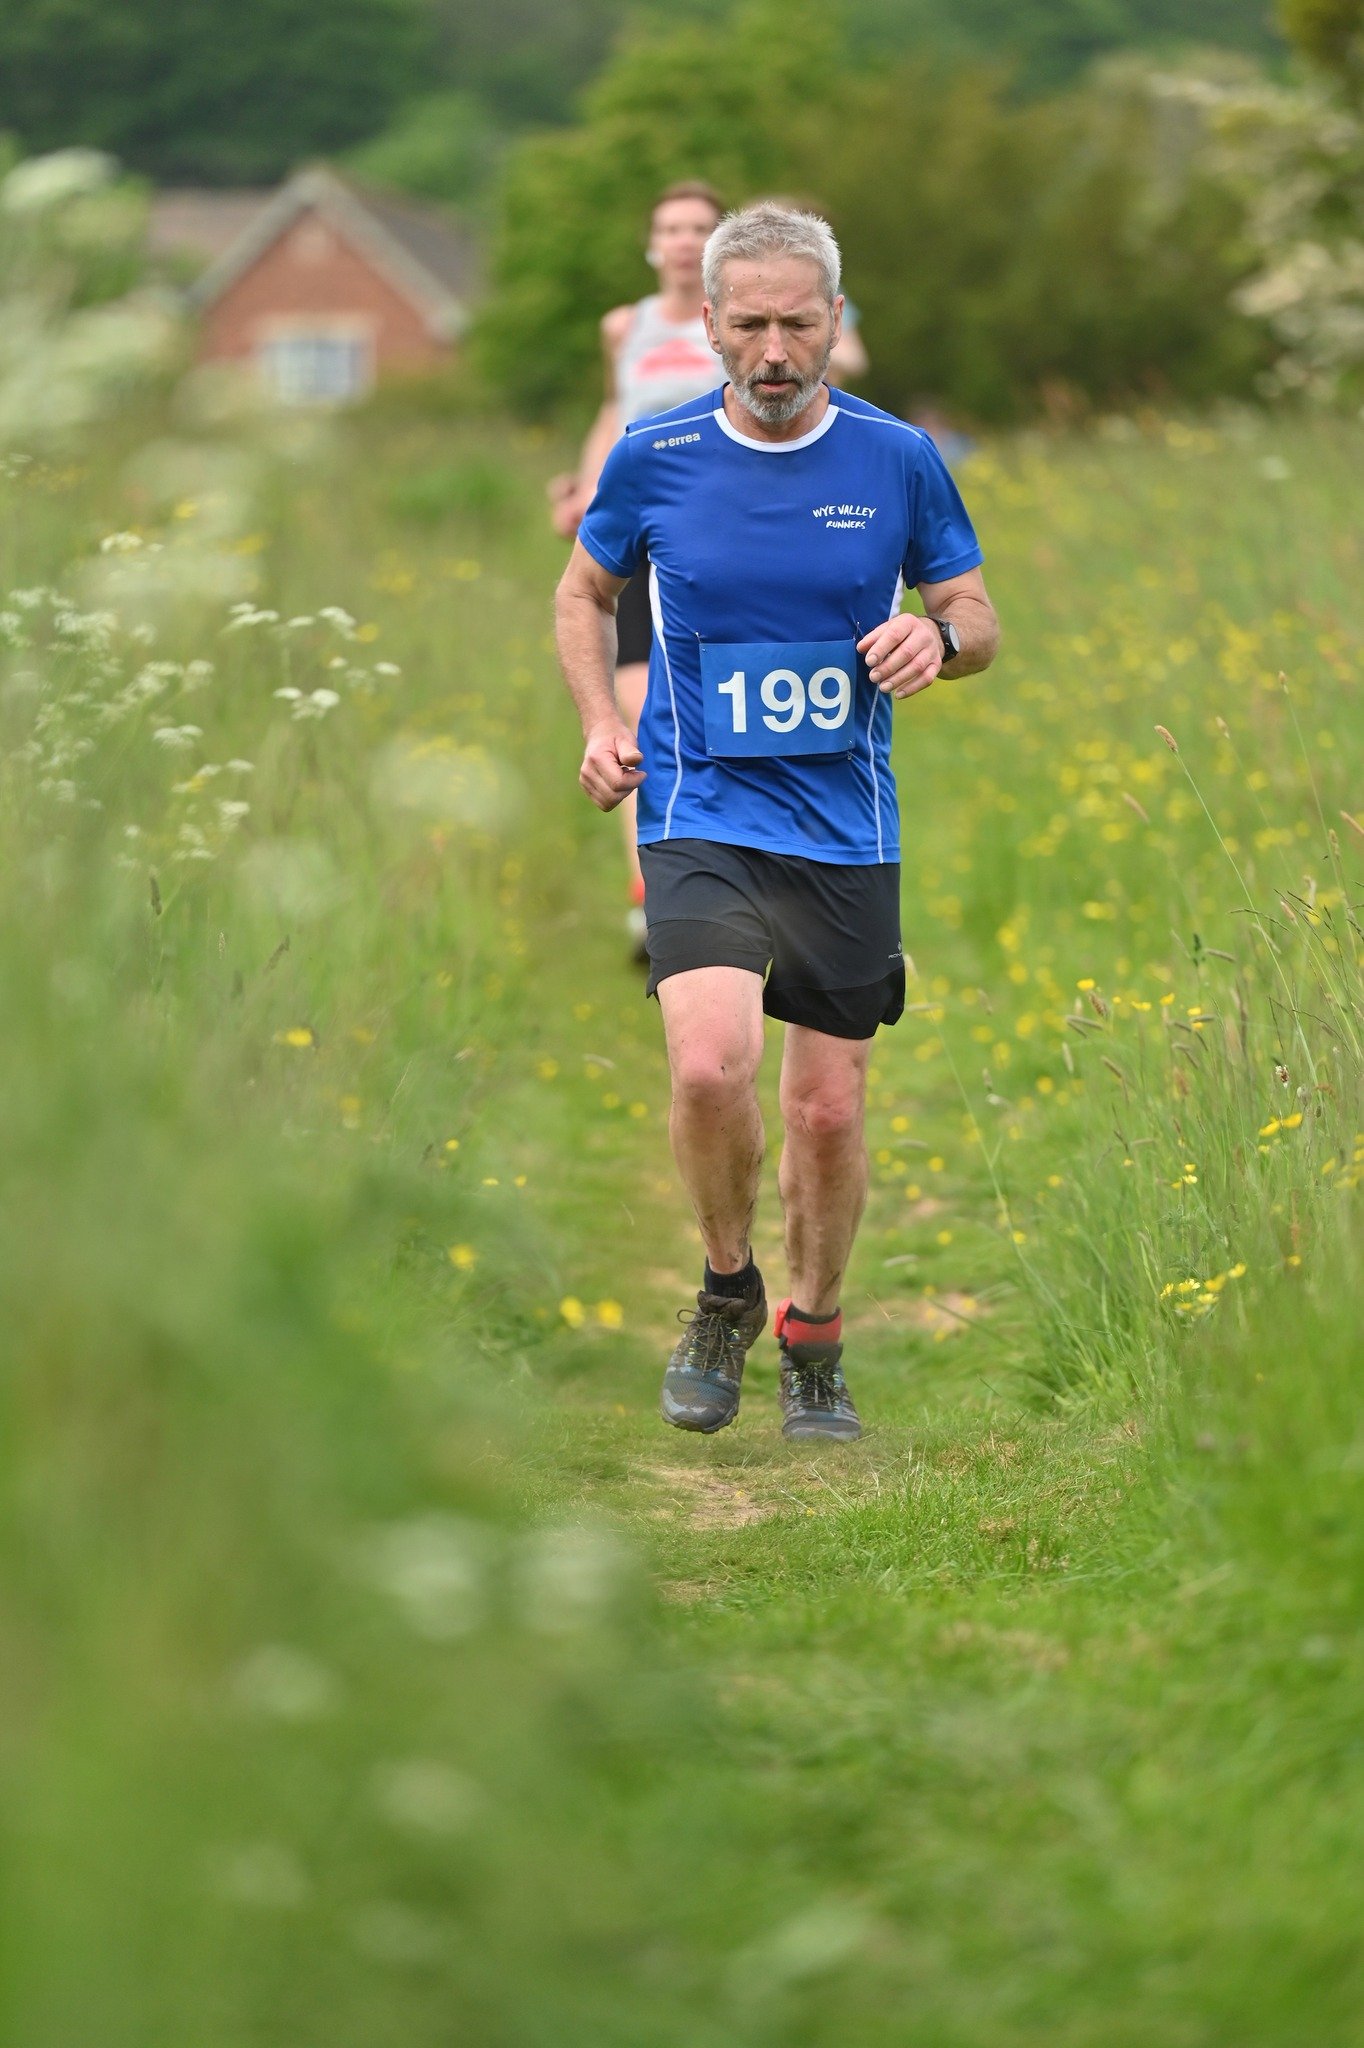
[0,0,429,184]
[479,3,1267,423]
[346,91,503,207]
[1279,0,1364,82]
[822,59,1268,421]
[846,0,1284,95]
[474,1,846,413]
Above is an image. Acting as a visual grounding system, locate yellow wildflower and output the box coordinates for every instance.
[559,1297,586,1328]
[595,1300,624,1329]
[448,1244,477,1271]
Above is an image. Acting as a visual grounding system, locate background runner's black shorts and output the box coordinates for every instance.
[615,559,653,667]
[640,838,905,1041]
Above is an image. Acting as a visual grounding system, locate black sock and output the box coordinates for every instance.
[704,1255,760,1301]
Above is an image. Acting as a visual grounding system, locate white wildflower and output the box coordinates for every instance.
[2,148,115,216]
[225,758,255,773]
[372,1760,485,1837]
[151,724,202,750]
[292,687,340,720]
[284,615,315,631]
[318,605,356,635]
[218,798,250,823]
[230,1644,340,1722]
[183,658,215,689]
[517,1524,629,1635]
[272,686,302,701]
[347,1902,446,1968]
[206,1842,310,1912]
[374,661,401,677]
[366,1514,490,1641]
[100,531,144,555]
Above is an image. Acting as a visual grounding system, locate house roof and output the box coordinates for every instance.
[184,167,481,340]
[148,189,276,266]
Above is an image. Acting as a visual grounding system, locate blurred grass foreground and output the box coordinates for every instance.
[6,162,1364,2048]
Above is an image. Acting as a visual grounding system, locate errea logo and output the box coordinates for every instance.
[653,430,702,449]
[813,502,877,529]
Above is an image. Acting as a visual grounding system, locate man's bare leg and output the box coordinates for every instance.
[657,966,766,1272]
[655,966,768,1431]
[772,1024,870,1440]
[778,1024,872,1315]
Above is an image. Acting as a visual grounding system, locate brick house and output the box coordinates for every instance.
[173,167,480,404]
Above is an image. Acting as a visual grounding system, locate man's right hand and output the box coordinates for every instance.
[546,472,584,540]
[579,722,645,812]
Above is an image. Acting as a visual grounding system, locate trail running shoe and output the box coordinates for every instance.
[660,1279,767,1433]
[775,1300,862,1442]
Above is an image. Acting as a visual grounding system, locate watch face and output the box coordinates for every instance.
[939,619,960,658]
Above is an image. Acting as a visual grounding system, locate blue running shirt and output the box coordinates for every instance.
[577,386,983,864]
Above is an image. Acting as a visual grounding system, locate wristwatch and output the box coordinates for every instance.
[931,616,961,664]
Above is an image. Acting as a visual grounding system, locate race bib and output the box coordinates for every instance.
[699,640,859,761]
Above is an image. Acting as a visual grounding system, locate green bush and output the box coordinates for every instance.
[477,5,1270,423]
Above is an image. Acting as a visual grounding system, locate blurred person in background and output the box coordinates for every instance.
[548,181,869,962]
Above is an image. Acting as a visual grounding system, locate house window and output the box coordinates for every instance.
[257,330,371,404]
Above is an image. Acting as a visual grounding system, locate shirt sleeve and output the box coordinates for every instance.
[902,435,983,587]
[578,432,645,580]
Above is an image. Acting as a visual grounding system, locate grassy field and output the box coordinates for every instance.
[3,391,1364,2045]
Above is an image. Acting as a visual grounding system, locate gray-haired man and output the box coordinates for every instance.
[556,205,999,1440]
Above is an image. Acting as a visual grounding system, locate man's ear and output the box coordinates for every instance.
[702,301,720,352]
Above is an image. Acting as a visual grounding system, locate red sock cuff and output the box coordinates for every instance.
[775,1300,842,1345]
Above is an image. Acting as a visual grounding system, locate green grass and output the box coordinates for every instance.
[2,400,1364,2043]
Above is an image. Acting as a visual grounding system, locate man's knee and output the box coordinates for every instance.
[782,1075,865,1147]
[669,1036,761,1112]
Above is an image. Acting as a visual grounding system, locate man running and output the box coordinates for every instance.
[549,183,870,960]
[555,204,999,1441]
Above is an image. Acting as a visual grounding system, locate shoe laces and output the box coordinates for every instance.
[787,1352,846,1410]
[676,1293,748,1373]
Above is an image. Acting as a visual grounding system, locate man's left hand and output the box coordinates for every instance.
[857,614,943,699]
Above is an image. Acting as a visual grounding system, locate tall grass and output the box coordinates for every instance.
[3,395,1364,2042]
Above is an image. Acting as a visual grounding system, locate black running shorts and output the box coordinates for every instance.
[615,559,653,667]
[640,838,906,1041]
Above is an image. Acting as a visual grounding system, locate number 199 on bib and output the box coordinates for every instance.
[700,640,860,760]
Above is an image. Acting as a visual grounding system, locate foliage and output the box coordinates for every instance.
[0,150,179,448]
[825,57,1269,422]
[1151,61,1364,402]
[345,91,503,208]
[845,0,1286,95]
[474,1,844,415]
[1278,0,1364,83]
[478,13,1269,423]
[0,0,429,184]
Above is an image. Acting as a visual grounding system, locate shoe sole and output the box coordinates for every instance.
[661,1403,738,1434]
[781,1419,862,1442]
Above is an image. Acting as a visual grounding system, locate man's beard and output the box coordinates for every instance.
[720,338,833,426]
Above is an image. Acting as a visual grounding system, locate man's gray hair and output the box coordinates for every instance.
[702,202,841,307]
